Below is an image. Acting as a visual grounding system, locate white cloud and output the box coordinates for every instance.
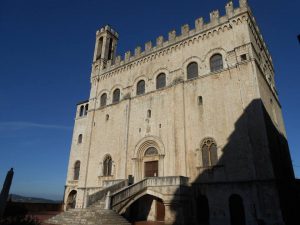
[0,121,71,131]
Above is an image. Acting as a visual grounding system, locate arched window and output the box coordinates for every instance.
[210,54,223,72]
[136,80,145,95]
[229,194,246,225]
[201,138,218,167]
[144,147,158,156]
[79,105,84,117]
[113,89,120,103]
[103,155,112,176]
[156,73,166,89]
[108,38,113,60]
[100,93,107,107]
[187,62,198,79]
[84,104,88,116]
[196,195,210,225]
[74,161,80,180]
[96,37,103,60]
[78,134,83,144]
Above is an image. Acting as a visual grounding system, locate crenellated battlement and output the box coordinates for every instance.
[93,0,273,77]
[96,25,119,39]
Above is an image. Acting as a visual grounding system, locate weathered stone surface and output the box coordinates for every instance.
[59,1,297,225]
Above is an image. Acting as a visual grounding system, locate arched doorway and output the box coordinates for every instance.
[133,137,165,181]
[66,190,77,210]
[196,194,210,225]
[144,147,159,178]
[229,194,246,225]
[123,194,165,224]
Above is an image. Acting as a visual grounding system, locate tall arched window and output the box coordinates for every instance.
[96,37,103,60]
[210,54,223,72]
[201,138,218,167]
[229,194,246,225]
[79,105,84,117]
[103,155,112,176]
[78,134,83,144]
[187,62,198,79]
[100,93,107,107]
[84,104,88,116]
[156,73,166,89]
[74,161,80,180]
[113,89,120,103]
[107,38,113,60]
[136,80,145,95]
[196,195,210,225]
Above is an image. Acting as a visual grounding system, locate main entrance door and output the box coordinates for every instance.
[144,161,158,177]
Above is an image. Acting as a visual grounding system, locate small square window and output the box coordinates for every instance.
[241,54,247,61]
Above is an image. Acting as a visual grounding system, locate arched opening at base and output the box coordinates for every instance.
[229,194,246,225]
[196,194,210,225]
[123,194,165,224]
[66,190,77,210]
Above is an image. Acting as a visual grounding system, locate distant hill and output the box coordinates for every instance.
[10,194,62,203]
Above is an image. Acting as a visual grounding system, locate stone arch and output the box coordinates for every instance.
[119,189,166,214]
[132,136,165,181]
[132,75,148,96]
[97,89,109,108]
[66,190,77,210]
[110,84,123,97]
[203,48,228,73]
[133,136,165,159]
[151,68,169,90]
[183,56,202,79]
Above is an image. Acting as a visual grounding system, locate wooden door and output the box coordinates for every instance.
[144,161,158,177]
[156,199,165,221]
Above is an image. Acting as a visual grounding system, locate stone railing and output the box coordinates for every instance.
[87,179,127,206]
[110,176,189,209]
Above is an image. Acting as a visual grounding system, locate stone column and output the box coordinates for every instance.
[163,201,178,225]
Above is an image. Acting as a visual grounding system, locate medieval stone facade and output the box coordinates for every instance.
[62,1,297,224]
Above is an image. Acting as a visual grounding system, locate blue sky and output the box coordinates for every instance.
[0,0,299,200]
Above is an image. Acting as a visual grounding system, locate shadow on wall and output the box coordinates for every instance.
[170,99,298,225]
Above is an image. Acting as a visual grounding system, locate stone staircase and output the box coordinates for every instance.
[45,200,131,225]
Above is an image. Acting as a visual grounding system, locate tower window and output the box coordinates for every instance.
[100,93,107,107]
[201,138,218,167]
[103,155,112,176]
[84,104,88,116]
[79,105,84,117]
[78,134,83,144]
[210,54,223,72]
[73,161,80,180]
[113,89,120,103]
[96,37,103,60]
[187,62,198,79]
[137,80,145,95]
[156,73,166,89]
[108,38,113,60]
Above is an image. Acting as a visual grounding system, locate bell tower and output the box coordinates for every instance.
[93,25,118,69]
